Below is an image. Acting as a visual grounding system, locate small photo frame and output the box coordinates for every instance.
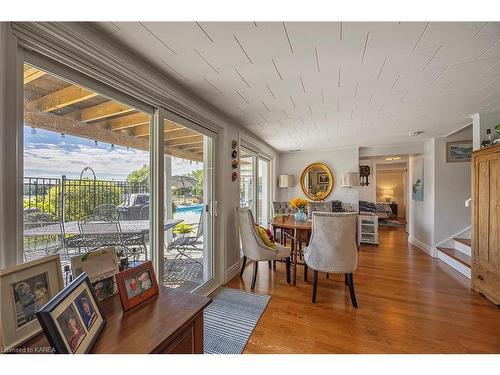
[446,140,473,163]
[115,261,159,312]
[70,246,119,302]
[36,273,106,354]
[317,172,329,184]
[0,254,63,352]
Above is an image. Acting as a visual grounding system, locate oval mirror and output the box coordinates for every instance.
[300,163,334,201]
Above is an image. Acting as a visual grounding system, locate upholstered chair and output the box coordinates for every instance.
[238,208,291,290]
[307,201,333,219]
[304,212,359,307]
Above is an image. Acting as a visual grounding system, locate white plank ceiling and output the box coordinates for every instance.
[93,22,500,151]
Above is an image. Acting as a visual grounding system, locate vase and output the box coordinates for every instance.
[294,208,307,222]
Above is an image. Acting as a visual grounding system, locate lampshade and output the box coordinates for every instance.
[340,172,360,188]
[382,189,394,196]
[278,174,295,188]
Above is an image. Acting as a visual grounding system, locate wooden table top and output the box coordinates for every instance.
[21,285,211,354]
[271,216,312,230]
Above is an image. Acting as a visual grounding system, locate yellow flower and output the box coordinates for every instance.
[289,197,308,209]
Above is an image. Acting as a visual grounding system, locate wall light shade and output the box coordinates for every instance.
[278,174,295,188]
[340,172,360,188]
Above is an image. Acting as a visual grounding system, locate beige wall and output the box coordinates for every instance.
[376,170,406,218]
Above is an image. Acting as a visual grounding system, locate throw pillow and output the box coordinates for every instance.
[255,225,277,250]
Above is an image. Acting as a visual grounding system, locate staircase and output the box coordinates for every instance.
[437,237,471,278]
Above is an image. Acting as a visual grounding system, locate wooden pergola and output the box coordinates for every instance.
[23,65,204,162]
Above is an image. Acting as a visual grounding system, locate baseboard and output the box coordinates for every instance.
[408,236,437,257]
[225,261,241,282]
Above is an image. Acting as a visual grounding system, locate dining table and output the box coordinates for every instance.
[271,216,312,285]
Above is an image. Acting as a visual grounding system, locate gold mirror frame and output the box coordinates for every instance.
[300,163,334,201]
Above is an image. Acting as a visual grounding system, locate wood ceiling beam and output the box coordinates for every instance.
[103,113,150,130]
[132,122,185,137]
[65,100,135,122]
[25,111,203,162]
[166,135,203,147]
[181,144,204,152]
[26,85,98,112]
[24,67,46,84]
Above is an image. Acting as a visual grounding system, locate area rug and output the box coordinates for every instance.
[378,219,406,228]
[204,287,271,354]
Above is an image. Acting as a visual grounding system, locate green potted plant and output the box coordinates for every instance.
[495,123,500,144]
[174,222,193,238]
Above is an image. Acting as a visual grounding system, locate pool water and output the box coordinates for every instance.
[173,203,203,225]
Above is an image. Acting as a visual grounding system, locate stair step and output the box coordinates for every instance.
[437,247,471,267]
[454,238,471,247]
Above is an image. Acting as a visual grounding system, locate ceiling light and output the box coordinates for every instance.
[409,130,425,136]
[290,149,301,153]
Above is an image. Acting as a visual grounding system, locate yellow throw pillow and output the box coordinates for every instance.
[255,225,277,250]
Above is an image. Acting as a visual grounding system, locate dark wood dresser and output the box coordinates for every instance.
[21,285,211,354]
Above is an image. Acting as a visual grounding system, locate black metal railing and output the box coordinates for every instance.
[23,176,149,222]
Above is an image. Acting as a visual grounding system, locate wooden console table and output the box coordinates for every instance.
[20,285,211,354]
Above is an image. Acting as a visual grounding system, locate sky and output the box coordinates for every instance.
[24,127,202,180]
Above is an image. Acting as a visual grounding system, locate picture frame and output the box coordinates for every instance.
[36,273,106,354]
[446,140,473,163]
[317,172,329,185]
[0,254,63,353]
[115,261,159,312]
[71,246,119,302]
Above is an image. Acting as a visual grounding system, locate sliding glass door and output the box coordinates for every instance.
[239,146,271,227]
[21,57,217,293]
[161,115,215,291]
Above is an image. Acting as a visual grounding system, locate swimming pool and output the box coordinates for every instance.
[174,204,203,225]
[175,203,203,213]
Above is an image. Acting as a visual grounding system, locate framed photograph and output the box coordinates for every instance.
[36,273,106,354]
[71,246,119,302]
[115,261,159,312]
[0,254,63,352]
[412,158,424,201]
[317,172,329,185]
[447,140,473,163]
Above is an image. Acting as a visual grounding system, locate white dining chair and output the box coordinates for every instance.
[238,207,291,290]
[304,212,359,307]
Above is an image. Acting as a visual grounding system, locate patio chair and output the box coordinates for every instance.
[166,213,204,271]
[78,215,133,260]
[94,204,118,219]
[23,212,65,261]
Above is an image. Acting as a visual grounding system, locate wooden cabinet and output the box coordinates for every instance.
[472,145,500,305]
[20,285,211,354]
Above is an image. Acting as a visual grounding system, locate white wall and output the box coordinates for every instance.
[434,126,472,244]
[277,147,359,209]
[408,139,435,249]
[408,127,472,251]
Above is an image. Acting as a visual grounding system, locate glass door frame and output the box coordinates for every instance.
[239,144,273,228]
[11,48,221,294]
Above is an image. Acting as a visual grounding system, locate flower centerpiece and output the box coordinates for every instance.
[289,197,309,222]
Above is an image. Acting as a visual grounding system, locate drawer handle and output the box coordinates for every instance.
[477,274,484,281]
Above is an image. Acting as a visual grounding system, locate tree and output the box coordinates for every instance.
[190,169,203,197]
[23,178,123,221]
[127,164,149,184]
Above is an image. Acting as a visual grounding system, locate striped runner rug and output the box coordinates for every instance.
[204,287,271,354]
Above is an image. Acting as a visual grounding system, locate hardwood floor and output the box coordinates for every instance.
[226,227,500,353]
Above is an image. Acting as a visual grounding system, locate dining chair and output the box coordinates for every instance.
[304,212,359,307]
[94,204,119,219]
[238,207,291,291]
